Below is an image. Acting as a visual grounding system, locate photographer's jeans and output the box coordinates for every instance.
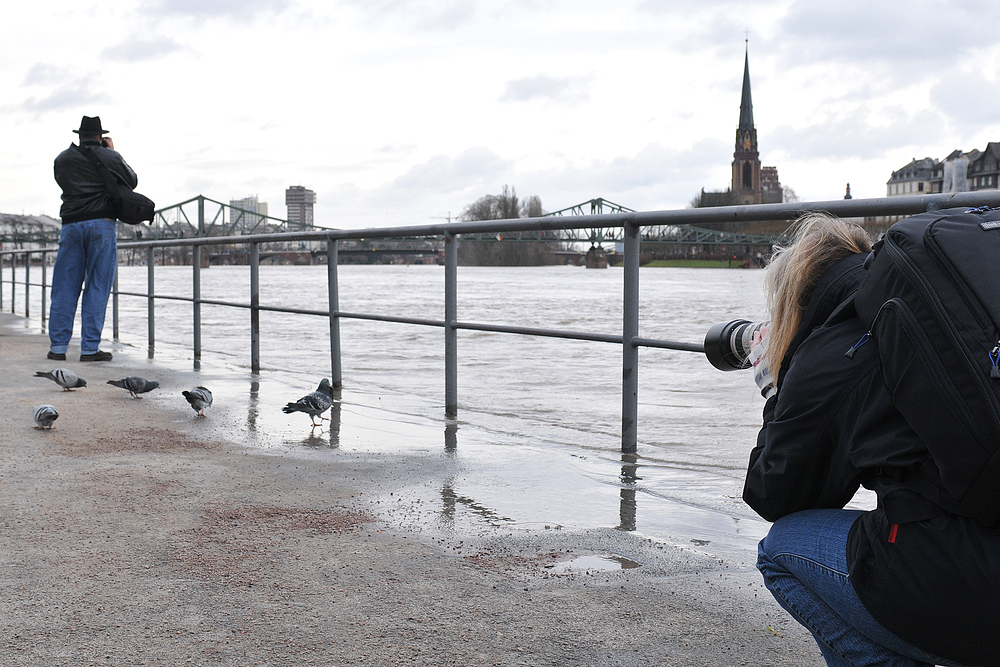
[48,219,117,355]
[758,509,964,667]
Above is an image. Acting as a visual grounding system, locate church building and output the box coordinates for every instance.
[699,47,783,208]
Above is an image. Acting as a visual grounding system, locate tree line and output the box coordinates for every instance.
[457,185,561,266]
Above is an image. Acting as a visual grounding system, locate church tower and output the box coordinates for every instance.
[731,45,762,205]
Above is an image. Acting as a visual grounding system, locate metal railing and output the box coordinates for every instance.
[5,192,1000,453]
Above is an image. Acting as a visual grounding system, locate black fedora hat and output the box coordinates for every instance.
[73,115,109,135]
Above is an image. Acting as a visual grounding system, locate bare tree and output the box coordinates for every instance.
[495,185,520,220]
[457,186,557,266]
[520,195,544,218]
[782,185,800,203]
[460,195,498,222]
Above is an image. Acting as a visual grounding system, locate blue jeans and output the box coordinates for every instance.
[757,509,964,667]
[48,219,117,355]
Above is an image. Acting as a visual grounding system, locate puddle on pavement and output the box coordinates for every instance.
[548,554,642,573]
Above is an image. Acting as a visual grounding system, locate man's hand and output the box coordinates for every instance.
[101,136,115,150]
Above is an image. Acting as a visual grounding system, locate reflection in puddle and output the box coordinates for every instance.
[440,481,513,527]
[548,554,642,573]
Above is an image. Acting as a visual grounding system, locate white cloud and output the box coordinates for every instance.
[3,1,1000,223]
[101,38,183,62]
[931,70,1000,134]
[140,0,290,20]
[21,83,111,114]
[500,74,590,104]
[22,64,71,86]
[769,107,946,161]
[342,0,477,30]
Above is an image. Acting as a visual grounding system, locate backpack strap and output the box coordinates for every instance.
[824,290,858,327]
[73,143,124,210]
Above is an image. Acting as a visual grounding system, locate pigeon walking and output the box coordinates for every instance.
[182,386,213,417]
[35,369,86,391]
[107,376,160,398]
[33,404,59,429]
[282,378,335,426]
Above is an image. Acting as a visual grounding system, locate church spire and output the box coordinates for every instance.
[732,41,762,203]
[739,43,754,130]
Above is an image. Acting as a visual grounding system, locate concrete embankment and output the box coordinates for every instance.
[0,314,821,666]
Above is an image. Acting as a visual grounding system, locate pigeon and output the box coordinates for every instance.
[33,404,59,429]
[35,368,86,391]
[282,378,335,426]
[182,386,213,417]
[107,376,160,398]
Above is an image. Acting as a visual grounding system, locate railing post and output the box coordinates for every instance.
[0,254,4,311]
[113,263,119,341]
[147,246,155,355]
[198,196,206,236]
[41,251,48,329]
[327,238,342,389]
[621,219,640,454]
[9,253,15,314]
[24,252,30,319]
[444,233,458,419]
[192,244,202,360]
[250,242,260,374]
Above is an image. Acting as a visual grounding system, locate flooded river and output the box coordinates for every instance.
[13,263,876,560]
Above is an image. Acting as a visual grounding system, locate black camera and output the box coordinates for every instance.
[704,319,767,371]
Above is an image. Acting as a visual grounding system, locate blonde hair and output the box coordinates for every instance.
[764,212,872,381]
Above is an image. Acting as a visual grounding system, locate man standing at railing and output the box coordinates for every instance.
[48,116,137,362]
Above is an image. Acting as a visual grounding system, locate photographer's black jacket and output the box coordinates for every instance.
[744,253,1000,666]
[54,138,138,224]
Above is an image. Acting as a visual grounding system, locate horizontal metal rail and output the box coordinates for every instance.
[5,190,1000,454]
[103,290,698,349]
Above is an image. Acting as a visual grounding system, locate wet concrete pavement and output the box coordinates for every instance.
[0,314,823,666]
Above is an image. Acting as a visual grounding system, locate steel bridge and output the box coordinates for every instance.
[0,196,788,251]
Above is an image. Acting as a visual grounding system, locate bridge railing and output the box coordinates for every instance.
[4,192,1000,453]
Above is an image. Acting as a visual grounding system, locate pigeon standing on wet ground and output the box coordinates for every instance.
[282,378,335,426]
[182,386,213,417]
[35,369,86,391]
[33,405,59,429]
[107,376,160,399]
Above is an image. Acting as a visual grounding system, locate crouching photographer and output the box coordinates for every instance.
[719,212,1000,666]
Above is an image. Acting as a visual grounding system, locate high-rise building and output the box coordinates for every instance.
[285,186,316,231]
[229,195,268,233]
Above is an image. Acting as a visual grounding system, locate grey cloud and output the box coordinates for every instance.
[767,107,945,160]
[517,139,732,211]
[637,0,743,13]
[22,84,111,113]
[776,1,1000,70]
[313,141,731,226]
[931,71,1000,133]
[500,75,590,104]
[101,38,183,63]
[22,64,70,87]
[141,0,289,21]
[391,147,510,192]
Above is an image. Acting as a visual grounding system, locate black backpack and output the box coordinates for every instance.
[853,206,1000,528]
[74,144,155,224]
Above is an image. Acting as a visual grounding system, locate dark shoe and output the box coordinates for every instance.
[47,351,66,361]
[80,351,113,362]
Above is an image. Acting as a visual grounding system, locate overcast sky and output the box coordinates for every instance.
[5,0,1000,227]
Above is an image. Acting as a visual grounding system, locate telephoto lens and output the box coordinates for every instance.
[704,319,768,371]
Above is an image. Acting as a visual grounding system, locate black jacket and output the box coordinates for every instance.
[54,138,138,224]
[743,253,1000,666]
